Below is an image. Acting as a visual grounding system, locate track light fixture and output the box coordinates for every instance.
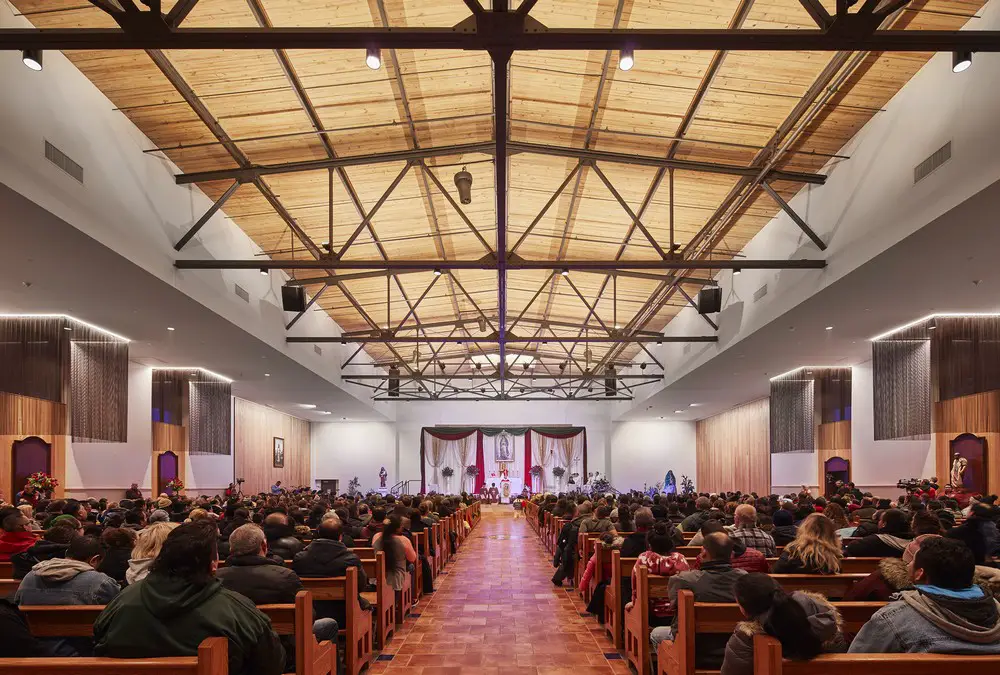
[733,268,742,276]
[477,316,487,333]
[561,268,569,277]
[22,49,42,71]
[953,50,972,73]
[365,46,382,70]
[433,268,442,277]
[618,47,634,72]
[259,268,268,276]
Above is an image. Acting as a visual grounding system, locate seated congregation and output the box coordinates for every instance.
[529,486,1000,674]
[0,490,480,674]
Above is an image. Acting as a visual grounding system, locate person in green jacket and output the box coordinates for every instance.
[93,520,285,675]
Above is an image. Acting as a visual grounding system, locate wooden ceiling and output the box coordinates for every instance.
[12,0,985,383]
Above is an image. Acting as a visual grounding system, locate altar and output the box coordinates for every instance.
[485,466,523,503]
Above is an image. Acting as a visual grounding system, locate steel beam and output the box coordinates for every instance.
[510,141,825,185]
[289,336,716,344]
[176,258,825,271]
[493,45,512,395]
[285,283,329,330]
[165,0,201,27]
[761,182,827,251]
[342,315,663,338]
[173,142,494,185]
[173,179,240,251]
[342,374,663,381]
[6,28,1000,52]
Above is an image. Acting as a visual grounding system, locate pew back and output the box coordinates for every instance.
[0,637,228,675]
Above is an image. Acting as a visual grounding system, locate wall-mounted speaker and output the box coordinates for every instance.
[281,285,307,313]
[697,287,722,315]
[388,366,400,398]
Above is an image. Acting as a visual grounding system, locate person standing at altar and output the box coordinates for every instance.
[487,483,500,504]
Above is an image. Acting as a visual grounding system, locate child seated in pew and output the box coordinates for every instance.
[625,521,690,625]
[720,572,846,675]
[849,537,1000,654]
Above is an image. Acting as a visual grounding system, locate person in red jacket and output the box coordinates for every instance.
[0,514,38,562]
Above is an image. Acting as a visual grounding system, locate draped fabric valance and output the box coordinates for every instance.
[420,426,587,493]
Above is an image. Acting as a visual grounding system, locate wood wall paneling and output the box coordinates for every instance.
[696,398,770,494]
[0,392,68,499]
[234,398,310,494]
[933,390,1000,496]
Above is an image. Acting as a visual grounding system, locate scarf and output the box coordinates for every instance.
[900,590,1000,644]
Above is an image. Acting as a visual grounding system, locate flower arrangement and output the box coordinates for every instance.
[347,476,361,497]
[552,466,566,478]
[590,476,611,494]
[529,464,543,477]
[165,478,185,493]
[680,475,695,495]
[465,464,480,477]
[441,466,455,478]
[27,472,58,493]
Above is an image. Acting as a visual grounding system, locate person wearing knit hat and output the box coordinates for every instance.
[155,497,171,510]
[148,509,170,524]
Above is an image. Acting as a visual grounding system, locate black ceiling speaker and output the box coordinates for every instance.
[281,285,307,313]
[605,366,617,397]
[697,287,722,315]
[388,366,400,398]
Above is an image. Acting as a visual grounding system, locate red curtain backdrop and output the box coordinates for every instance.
[475,431,486,494]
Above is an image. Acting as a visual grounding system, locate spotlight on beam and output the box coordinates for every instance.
[22,49,42,71]
[618,47,634,72]
[953,50,972,73]
[366,46,382,70]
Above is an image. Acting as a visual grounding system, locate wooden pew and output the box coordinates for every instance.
[299,568,374,675]
[752,633,1000,675]
[0,636,228,675]
[410,530,427,600]
[0,562,12,579]
[604,551,637,650]
[356,551,396,648]
[677,546,785,558]
[657,589,886,675]
[837,558,882,574]
[576,531,602,594]
[0,578,19,597]
[19,591,336,675]
[624,564,670,675]
[770,574,866,599]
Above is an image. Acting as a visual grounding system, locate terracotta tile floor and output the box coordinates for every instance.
[370,506,626,675]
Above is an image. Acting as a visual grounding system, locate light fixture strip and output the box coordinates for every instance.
[869,312,1000,342]
[0,313,130,342]
[151,366,234,383]
[768,365,852,382]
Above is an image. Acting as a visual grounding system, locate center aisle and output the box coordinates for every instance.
[372,505,627,675]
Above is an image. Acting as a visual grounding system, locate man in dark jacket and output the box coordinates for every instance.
[551,504,585,586]
[846,509,913,558]
[221,509,251,538]
[217,524,338,649]
[680,497,713,532]
[94,520,285,675]
[654,532,746,669]
[769,509,798,546]
[292,519,370,628]
[621,508,655,558]
[262,513,303,561]
[11,524,74,579]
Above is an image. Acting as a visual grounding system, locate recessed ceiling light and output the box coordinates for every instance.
[298,404,317,409]
[825,326,833,330]
[659,416,664,420]
[264,373,271,377]
[167,326,176,331]
[689,403,700,407]
[674,410,683,414]
[317,411,332,415]
[342,417,347,421]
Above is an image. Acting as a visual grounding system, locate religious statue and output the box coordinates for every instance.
[664,471,677,495]
[499,466,509,481]
[379,466,388,488]
[950,453,968,490]
[499,466,511,502]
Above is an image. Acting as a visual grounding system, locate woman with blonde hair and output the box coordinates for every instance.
[822,502,850,529]
[126,521,178,585]
[771,513,842,574]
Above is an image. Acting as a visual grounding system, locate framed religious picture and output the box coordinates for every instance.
[494,431,514,462]
[272,437,285,468]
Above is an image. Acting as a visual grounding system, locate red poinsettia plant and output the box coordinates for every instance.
[165,478,185,493]
[27,472,58,493]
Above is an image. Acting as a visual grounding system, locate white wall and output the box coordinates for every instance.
[771,452,818,497]
[311,421,397,493]
[610,420,696,491]
[850,360,934,496]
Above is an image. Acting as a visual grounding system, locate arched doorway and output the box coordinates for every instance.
[156,451,179,496]
[950,433,987,495]
[823,456,850,497]
[11,437,52,500]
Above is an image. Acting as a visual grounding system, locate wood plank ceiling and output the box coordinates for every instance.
[11,0,985,385]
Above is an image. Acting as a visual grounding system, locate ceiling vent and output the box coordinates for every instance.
[234,284,250,303]
[314,345,323,356]
[753,284,768,303]
[44,140,84,183]
[914,141,951,184]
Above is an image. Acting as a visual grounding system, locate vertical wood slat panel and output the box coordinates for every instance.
[234,398,310,494]
[696,398,770,495]
[817,420,851,451]
[152,421,187,495]
[933,390,1000,496]
[0,392,68,499]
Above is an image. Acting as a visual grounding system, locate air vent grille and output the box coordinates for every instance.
[753,284,768,303]
[44,140,84,183]
[914,141,951,183]
[314,345,323,356]
[234,284,250,303]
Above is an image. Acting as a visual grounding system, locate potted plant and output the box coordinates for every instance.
[464,465,479,495]
[347,476,361,497]
[442,465,455,492]
[529,464,544,492]
[27,471,58,499]
[165,478,184,496]
[552,466,566,491]
[680,475,695,496]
